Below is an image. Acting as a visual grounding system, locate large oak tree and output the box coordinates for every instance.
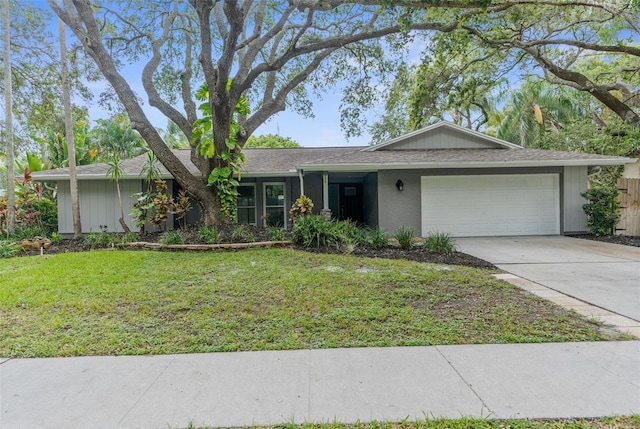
[50,0,635,226]
[49,0,482,226]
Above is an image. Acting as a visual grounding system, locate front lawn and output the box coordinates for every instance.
[0,249,629,357]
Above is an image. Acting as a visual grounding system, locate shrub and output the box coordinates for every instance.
[268,226,284,241]
[331,220,366,246]
[198,225,219,244]
[160,230,185,245]
[50,232,63,245]
[16,199,58,236]
[232,224,248,242]
[581,187,621,236]
[0,240,20,258]
[423,232,457,255]
[365,227,388,249]
[292,214,336,247]
[85,227,118,249]
[120,232,139,243]
[289,195,314,224]
[11,225,47,240]
[395,226,415,249]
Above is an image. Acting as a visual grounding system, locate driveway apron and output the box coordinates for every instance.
[457,236,640,321]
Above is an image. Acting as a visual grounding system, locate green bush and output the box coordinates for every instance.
[120,232,139,243]
[231,224,256,242]
[198,225,220,244]
[365,227,388,249]
[395,226,415,249]
[581,187,621,236]
[423,232,457,255]
[50,232,63,245]
[292,214,337,247]
[11,225,47,240]
[16,199,58,236]
[268,226,284,241]
[0,240,20,258]
[85,228,118,249]
[160,230,185,245]
[331,220,367,246]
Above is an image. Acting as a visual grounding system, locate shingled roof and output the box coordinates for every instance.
[32,147,363,181]
[33,120,635,181]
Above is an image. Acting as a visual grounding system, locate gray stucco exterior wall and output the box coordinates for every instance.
[378,167,571,236]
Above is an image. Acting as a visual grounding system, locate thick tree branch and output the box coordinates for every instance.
[51,0,207,201]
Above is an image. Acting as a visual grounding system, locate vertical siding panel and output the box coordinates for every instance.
[57,181,72,234]
[391,128,498,150]
[563,166,588,233]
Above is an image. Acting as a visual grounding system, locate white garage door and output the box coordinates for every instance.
[421,174,560,237]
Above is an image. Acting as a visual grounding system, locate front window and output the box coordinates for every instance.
[237,185,256,224]
[264,183,285,227]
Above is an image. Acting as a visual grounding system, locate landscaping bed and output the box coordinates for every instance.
[16,224,496,269]
[568,234,640,247]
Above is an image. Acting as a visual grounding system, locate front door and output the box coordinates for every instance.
[339,183,363,223]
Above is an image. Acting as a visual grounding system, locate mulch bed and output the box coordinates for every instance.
[300,245,496,269]
[18,226,638,268]
[17,224,496,269]
[567,234,640,247]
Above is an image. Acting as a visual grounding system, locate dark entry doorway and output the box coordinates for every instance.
[338,183,364,223]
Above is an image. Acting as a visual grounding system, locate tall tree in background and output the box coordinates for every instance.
[448,0,640,125]
[2,0,15,234]
[92,114,147,160]
[245,134,300,148]
[59,17,82,238]
[1,1,97,158]
[367,0,639,142]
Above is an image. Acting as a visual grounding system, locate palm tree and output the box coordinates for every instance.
[496,79,587,147]
[93,114,147,160]
[106,155,131,233]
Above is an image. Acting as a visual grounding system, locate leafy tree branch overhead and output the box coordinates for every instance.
[46,0,639,226]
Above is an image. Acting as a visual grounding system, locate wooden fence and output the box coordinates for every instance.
[617,178,640,236]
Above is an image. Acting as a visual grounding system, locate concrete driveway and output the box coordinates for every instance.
[457,236,640,322]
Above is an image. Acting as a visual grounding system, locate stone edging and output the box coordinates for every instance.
[117,240,292,251]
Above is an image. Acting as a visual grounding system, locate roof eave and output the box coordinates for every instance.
[299,158,635,172]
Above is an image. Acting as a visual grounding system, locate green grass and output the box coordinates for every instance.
[180,416,640,429]
[0,249,630,358]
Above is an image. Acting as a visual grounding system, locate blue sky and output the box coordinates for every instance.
[39,1,425,149]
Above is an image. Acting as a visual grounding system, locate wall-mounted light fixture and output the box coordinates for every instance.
[395,179,404,192]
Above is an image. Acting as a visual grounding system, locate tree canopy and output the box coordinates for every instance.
[46,0,640,225]
[245,134,301,148]
[367,0,639,142]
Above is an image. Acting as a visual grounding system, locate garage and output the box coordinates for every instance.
[421,174,560,237]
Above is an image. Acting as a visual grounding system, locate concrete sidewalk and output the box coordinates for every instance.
[2,342,639,429]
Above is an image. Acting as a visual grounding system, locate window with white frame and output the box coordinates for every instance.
[237,184,256,224]
[263,182,285,227]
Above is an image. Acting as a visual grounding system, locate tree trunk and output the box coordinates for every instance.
[199,185,222,227]
[2,0,15,235]
[58,18,82,238]
[115,181,131,233]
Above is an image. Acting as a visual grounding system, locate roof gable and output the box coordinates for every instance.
[363,121,522,152]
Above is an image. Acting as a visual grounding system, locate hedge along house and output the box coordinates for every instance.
[34,121,636,237]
